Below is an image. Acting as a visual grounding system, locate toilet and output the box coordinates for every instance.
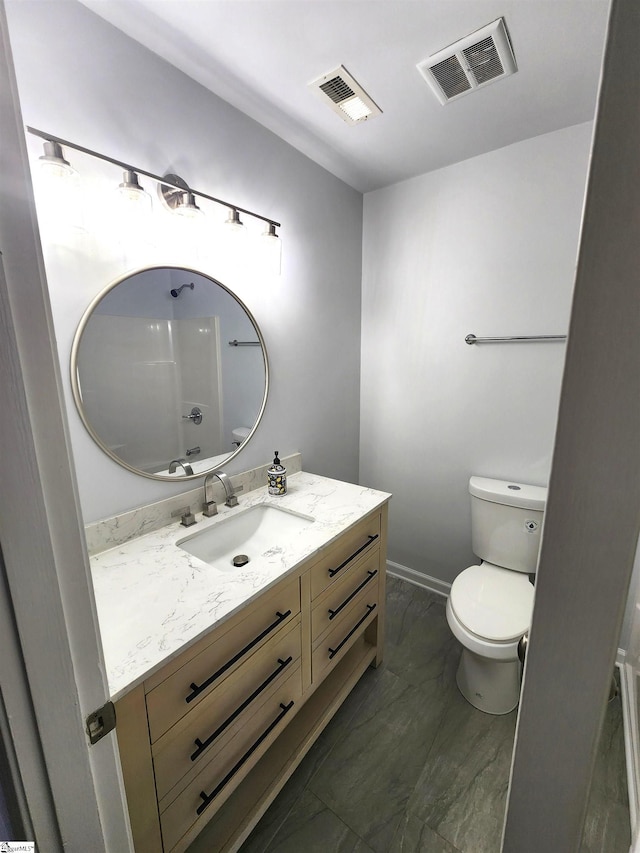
[446,476,547,715]
[231,426,250,448]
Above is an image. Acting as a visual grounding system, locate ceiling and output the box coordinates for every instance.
[80,0,610,194]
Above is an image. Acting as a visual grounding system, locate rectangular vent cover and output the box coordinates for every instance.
[309,65,382,125]
[417,18,516,105]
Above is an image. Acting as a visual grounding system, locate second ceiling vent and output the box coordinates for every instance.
[417,18,517,105]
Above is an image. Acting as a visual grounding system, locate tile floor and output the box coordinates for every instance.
[238,575,631,853]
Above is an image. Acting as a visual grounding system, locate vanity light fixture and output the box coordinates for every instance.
[27,126,283,274]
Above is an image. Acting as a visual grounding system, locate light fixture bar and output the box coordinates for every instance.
[26,125,281,228]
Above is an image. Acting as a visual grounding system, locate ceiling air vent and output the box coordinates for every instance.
[309,65,382,125]
[417,18,517,105]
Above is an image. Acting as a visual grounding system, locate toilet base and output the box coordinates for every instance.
[456,647,521,715]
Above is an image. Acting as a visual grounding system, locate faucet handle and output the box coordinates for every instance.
[225,484,243,507]
[171,506,197,527]
[202,500,218,517]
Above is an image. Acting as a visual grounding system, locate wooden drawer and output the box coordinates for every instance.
[160,664,302,853]
[312,592,379,684]
[146,577,300,742]
[153,619,301,803]
[311,549,379,644]
[310,512,381,601]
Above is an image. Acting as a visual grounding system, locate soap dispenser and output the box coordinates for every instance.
[267,451,287,496]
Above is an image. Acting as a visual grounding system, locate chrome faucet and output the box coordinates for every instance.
[202,470,240,516]
[168,458,194,475]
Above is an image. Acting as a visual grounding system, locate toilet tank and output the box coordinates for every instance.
[469,476,547,574]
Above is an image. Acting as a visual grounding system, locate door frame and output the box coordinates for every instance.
[0,4,132,850]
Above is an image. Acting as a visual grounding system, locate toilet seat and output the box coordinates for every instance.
[450,563,534,642]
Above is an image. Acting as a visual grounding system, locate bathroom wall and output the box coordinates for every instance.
[360,123,594,586]
[5,0,363,522]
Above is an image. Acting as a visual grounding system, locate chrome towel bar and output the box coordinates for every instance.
[465,334,567,345]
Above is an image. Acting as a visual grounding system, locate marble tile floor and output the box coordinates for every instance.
[238,576,630,853]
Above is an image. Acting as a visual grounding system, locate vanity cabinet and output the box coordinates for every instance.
[115,504,387,853]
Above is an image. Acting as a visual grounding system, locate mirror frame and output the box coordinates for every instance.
[70,265,269,481]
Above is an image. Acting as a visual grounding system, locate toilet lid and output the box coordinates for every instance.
[450,563,534,642]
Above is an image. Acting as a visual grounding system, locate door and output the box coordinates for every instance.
[503,2,640,849]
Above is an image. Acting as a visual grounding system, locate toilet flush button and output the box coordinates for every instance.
[524,520,538,533]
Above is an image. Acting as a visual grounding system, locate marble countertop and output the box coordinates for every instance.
[90,471,390,701]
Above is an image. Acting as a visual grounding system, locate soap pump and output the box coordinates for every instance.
[267,451,287,496]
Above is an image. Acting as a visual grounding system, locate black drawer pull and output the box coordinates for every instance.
[190,656,293,762]
[328,603,376,660]
[327,534,378,578]
[328,570,378,621]
[186,610,292,704]
[196,700,295,817]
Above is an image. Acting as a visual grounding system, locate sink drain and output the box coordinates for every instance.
[232,554,250,568]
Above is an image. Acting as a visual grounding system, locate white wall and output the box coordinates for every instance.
[5,0,363,522]
[360,123,593,585]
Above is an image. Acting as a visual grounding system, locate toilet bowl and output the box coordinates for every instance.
[447,476,546,715]
[446,562,534,714]
[232,427,250,447]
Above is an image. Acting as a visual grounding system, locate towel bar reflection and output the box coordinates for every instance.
[228,340,261,347]
[465,334,567,345]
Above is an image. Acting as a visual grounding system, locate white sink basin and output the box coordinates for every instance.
[177,504,315,571]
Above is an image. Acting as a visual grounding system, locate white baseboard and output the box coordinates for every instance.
[387,560,451,598]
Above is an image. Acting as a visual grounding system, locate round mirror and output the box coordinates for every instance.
[71,266,268,480]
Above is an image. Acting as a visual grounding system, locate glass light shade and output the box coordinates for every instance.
[39,140,77,181]
[174,191,204,220]
[35,141,85,236]
[224,208,245,232]
[261,223,282,275]
[117,170,152,213]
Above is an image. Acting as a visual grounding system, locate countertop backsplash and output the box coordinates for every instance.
[85,452,303,556]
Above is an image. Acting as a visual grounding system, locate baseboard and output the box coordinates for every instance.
[387,560,451,598]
